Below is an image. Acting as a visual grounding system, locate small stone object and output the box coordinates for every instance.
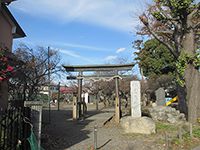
[152,103,157,107]
[120,116,156,134]
[167,117,176,124]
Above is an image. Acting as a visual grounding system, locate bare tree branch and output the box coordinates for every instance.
[140,17,178,58]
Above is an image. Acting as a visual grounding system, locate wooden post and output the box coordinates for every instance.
[178,126,183,141]
[73,96,77,120]
[115,97,120,123]
[38,104,42,149]
[114,76,121,123]
[94,124,98,150]
[165,132,169,150]
[96,94,99,111]
[189,123,193,138]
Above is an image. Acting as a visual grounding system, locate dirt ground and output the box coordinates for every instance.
[41,103,200,150]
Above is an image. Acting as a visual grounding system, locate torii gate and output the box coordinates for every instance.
[63,63,134,123]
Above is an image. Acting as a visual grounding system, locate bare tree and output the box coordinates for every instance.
[8,44,62,101]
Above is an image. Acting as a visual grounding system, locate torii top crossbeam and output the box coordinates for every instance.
[63,63,135,72]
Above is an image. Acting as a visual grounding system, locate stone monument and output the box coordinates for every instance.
[155,87,165,106]
[120,81,156,135]
[130,81,141,117]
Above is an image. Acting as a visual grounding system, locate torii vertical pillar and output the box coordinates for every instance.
[77,72,83,119]
[114,76,121,123]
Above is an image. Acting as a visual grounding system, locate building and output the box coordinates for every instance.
[40,85,76,95]
[40,85,59,95]
[0,1,25,112]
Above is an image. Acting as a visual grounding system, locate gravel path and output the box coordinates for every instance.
[41,103,166,150]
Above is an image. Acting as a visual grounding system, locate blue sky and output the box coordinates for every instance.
[9,0,152,69]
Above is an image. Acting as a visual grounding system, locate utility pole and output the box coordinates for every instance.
[57,82,60,111]
[48,46,51,123]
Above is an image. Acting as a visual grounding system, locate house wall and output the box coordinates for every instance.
[0,10,13,50]
[0,9,13,112]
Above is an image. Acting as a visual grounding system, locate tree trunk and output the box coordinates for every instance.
[185,65,200,123]
[182,16,200,123]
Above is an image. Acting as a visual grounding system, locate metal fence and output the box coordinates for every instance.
[0,107,22,150]
[0,100,43,150]
[0,106,31,150]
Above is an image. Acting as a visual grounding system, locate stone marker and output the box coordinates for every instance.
[155,87,165,106]
[130,81,141,117]
[73,97,77,120]
[85,92,89,104]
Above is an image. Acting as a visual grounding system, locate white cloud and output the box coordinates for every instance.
[59,49,93,63]
[10,0,151,32]
[59,49,80,58]
[104,55,118,61]
[54,42,108,51]
[116,47,126,53]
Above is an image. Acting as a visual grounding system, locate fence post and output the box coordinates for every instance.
[94,124,98,150]
[178,126,183,142]
[24,101,43,149]
[189,123,193,138]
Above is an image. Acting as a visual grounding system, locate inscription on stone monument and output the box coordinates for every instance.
[130,81,141,118]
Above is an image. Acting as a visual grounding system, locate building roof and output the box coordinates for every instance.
[2,0,15,5]
[1,3,26,38]
[60,86,76,94]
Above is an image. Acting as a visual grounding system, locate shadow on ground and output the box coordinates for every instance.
[41,106,102,150]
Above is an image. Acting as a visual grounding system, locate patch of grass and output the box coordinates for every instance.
[87,146,94,150]
[172,138,181,145]
[183,133,192,141]
[193,127,200,138]
[182,126,200,139]
[171,126,200,149]
[156,122,177,132]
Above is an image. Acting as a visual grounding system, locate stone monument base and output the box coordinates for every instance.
[120,116,156,134]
